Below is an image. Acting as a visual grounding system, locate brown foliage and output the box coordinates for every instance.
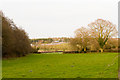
[2,14,32,58]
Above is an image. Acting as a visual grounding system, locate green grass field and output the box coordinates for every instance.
[2,53,118,78]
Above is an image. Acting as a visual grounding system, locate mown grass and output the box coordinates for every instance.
[2,53,118,78]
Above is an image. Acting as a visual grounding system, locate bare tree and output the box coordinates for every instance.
[70,27,91,52]
[88,19,117,52]
[70,37,82,51]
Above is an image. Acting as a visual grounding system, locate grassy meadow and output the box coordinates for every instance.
[2,53,118,78]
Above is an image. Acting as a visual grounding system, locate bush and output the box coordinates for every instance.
[31,47,38,53]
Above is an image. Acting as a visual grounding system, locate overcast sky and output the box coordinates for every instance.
[0,0,119,39]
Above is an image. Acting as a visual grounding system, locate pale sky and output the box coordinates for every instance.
[0,0,119,39]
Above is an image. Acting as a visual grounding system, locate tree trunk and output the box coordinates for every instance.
[84,48,86,51]
[100,48,103,53]
[84,48,86,53]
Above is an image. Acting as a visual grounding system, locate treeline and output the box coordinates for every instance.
[2,12,32,58]
[31,38,53,44]
[31,37,70,44]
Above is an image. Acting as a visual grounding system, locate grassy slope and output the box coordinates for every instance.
[2,53,118,78]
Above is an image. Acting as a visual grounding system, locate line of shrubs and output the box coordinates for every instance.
[63,48,119,53]
[63,50,119,54]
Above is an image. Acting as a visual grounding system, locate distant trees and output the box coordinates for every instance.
[30,37,70,45]
[70,27,91,52]
[2,12,32,58]
[30,19,118,53]
[70,19,118,53]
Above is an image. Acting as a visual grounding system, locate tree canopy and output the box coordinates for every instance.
[2,12,32,58]
[88,19,117,52]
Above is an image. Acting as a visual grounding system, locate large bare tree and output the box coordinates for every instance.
[88,19,117,52]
